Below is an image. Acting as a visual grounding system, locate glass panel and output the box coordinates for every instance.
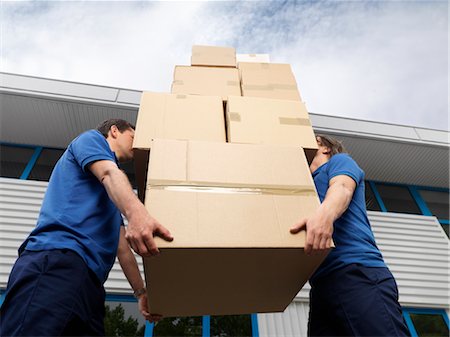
[0,145,35,178]
[418,190,449,220]
[211,314,252,337]
[440,223,449,239]
[104,301,145,336]
[375,184,422,214]
[28,149,65,181]
[410,313,449,337]
[120,161,137,189]
[365,182,381,211]
[153,316,202,337]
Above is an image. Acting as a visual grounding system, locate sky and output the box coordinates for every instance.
[1,0,448,131]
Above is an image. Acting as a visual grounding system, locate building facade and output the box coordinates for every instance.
[1,72,449,337]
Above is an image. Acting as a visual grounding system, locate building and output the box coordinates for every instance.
[0,72,449,337]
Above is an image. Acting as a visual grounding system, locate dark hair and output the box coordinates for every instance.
[316,134,346,157]
[96,119,135,138]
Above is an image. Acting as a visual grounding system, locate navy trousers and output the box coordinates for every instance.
[0,249,105,336]
[309,264,411,337]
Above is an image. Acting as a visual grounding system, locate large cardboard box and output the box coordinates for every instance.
[171,66,241,101]
[132,92,226,199]
[143,139,328,317]
[226,96,318,163]
[239,62,301,101]
[191,45,236,67]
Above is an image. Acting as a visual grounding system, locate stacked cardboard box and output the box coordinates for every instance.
[133,45,329,318]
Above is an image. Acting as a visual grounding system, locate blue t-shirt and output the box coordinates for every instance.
[311,153,386,281]
[20,130,123,283]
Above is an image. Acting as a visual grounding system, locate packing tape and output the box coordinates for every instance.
[149,184,317,196]
[229,112,241,122]
[176,94,187,99]
[279,117,311,126]
[173,80,184,85]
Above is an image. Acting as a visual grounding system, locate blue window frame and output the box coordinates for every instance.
[403,308,449,337]
[104,295,259,337]
[0,142,137,187]
[369,181,450,238]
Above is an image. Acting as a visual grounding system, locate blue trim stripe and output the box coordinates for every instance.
[408,187,433,216]
[105,294,136,303]
[403,311,418,337]
[20,146,43,179]
[368,181,387,212]
[144,322,154,337]
[251,313,259,337]
[202,315,210,337]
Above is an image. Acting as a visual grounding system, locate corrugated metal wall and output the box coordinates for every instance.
[1,178,449,337]
[0,177,143,295]
[259,212,450,336]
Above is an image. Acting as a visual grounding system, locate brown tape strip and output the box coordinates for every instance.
[173,80,184,85]
[176,94,187,99]
[229,112,241,122]
[149,184,317,196]
[279,117,311,126]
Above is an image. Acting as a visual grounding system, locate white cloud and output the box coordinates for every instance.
[1,1,448,130]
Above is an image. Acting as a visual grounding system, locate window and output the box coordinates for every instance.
[0,145,35,178]
[403,309,449,337]
[104,297,145,337]
[152,316,202,336]
[375,184,422,214]
[417,190,449,220]
[28,148,65,181]
[365,181,381,211]
[211,314,252,337]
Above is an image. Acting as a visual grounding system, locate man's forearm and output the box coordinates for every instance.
[100,167,148,222]
[319,178,354,221]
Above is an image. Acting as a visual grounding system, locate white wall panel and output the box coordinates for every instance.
[0,177,141,296]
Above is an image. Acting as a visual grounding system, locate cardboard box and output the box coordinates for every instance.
[226,96,318,163]
[191,45,236,67]
[171,66,241,101]
[239,62,301,101]
[143,139,327,317]
[236,54,270,63]
[132,92,226,199]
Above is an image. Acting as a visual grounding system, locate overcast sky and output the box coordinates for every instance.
[1,1,448,131]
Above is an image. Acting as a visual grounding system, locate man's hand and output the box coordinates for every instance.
[89,160,173,257]
[138,293,162,323]
[290,174,356,255]
[125,212,173,257]
[290,212,333,255]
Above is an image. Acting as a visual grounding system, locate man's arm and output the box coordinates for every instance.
[89,160,173,256]
[117,227,162,322]
[290,175,356,255]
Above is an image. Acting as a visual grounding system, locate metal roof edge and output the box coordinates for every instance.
[1,72,449,147]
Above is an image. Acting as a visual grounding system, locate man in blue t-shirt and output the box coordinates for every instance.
[290,135,410,337]
[1,119,173,336]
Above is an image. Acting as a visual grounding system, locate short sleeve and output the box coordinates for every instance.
[327,154,364,185]
[70,130,117,172]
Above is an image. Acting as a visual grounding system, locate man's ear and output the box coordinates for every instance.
[322,147,332,155]
[109,125,119,139]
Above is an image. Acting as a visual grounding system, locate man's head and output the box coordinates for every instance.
[316,134,346,157]
[97,119,135,163]
[310,134,346,173]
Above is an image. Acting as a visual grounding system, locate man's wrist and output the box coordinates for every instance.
[133,287,146,299]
